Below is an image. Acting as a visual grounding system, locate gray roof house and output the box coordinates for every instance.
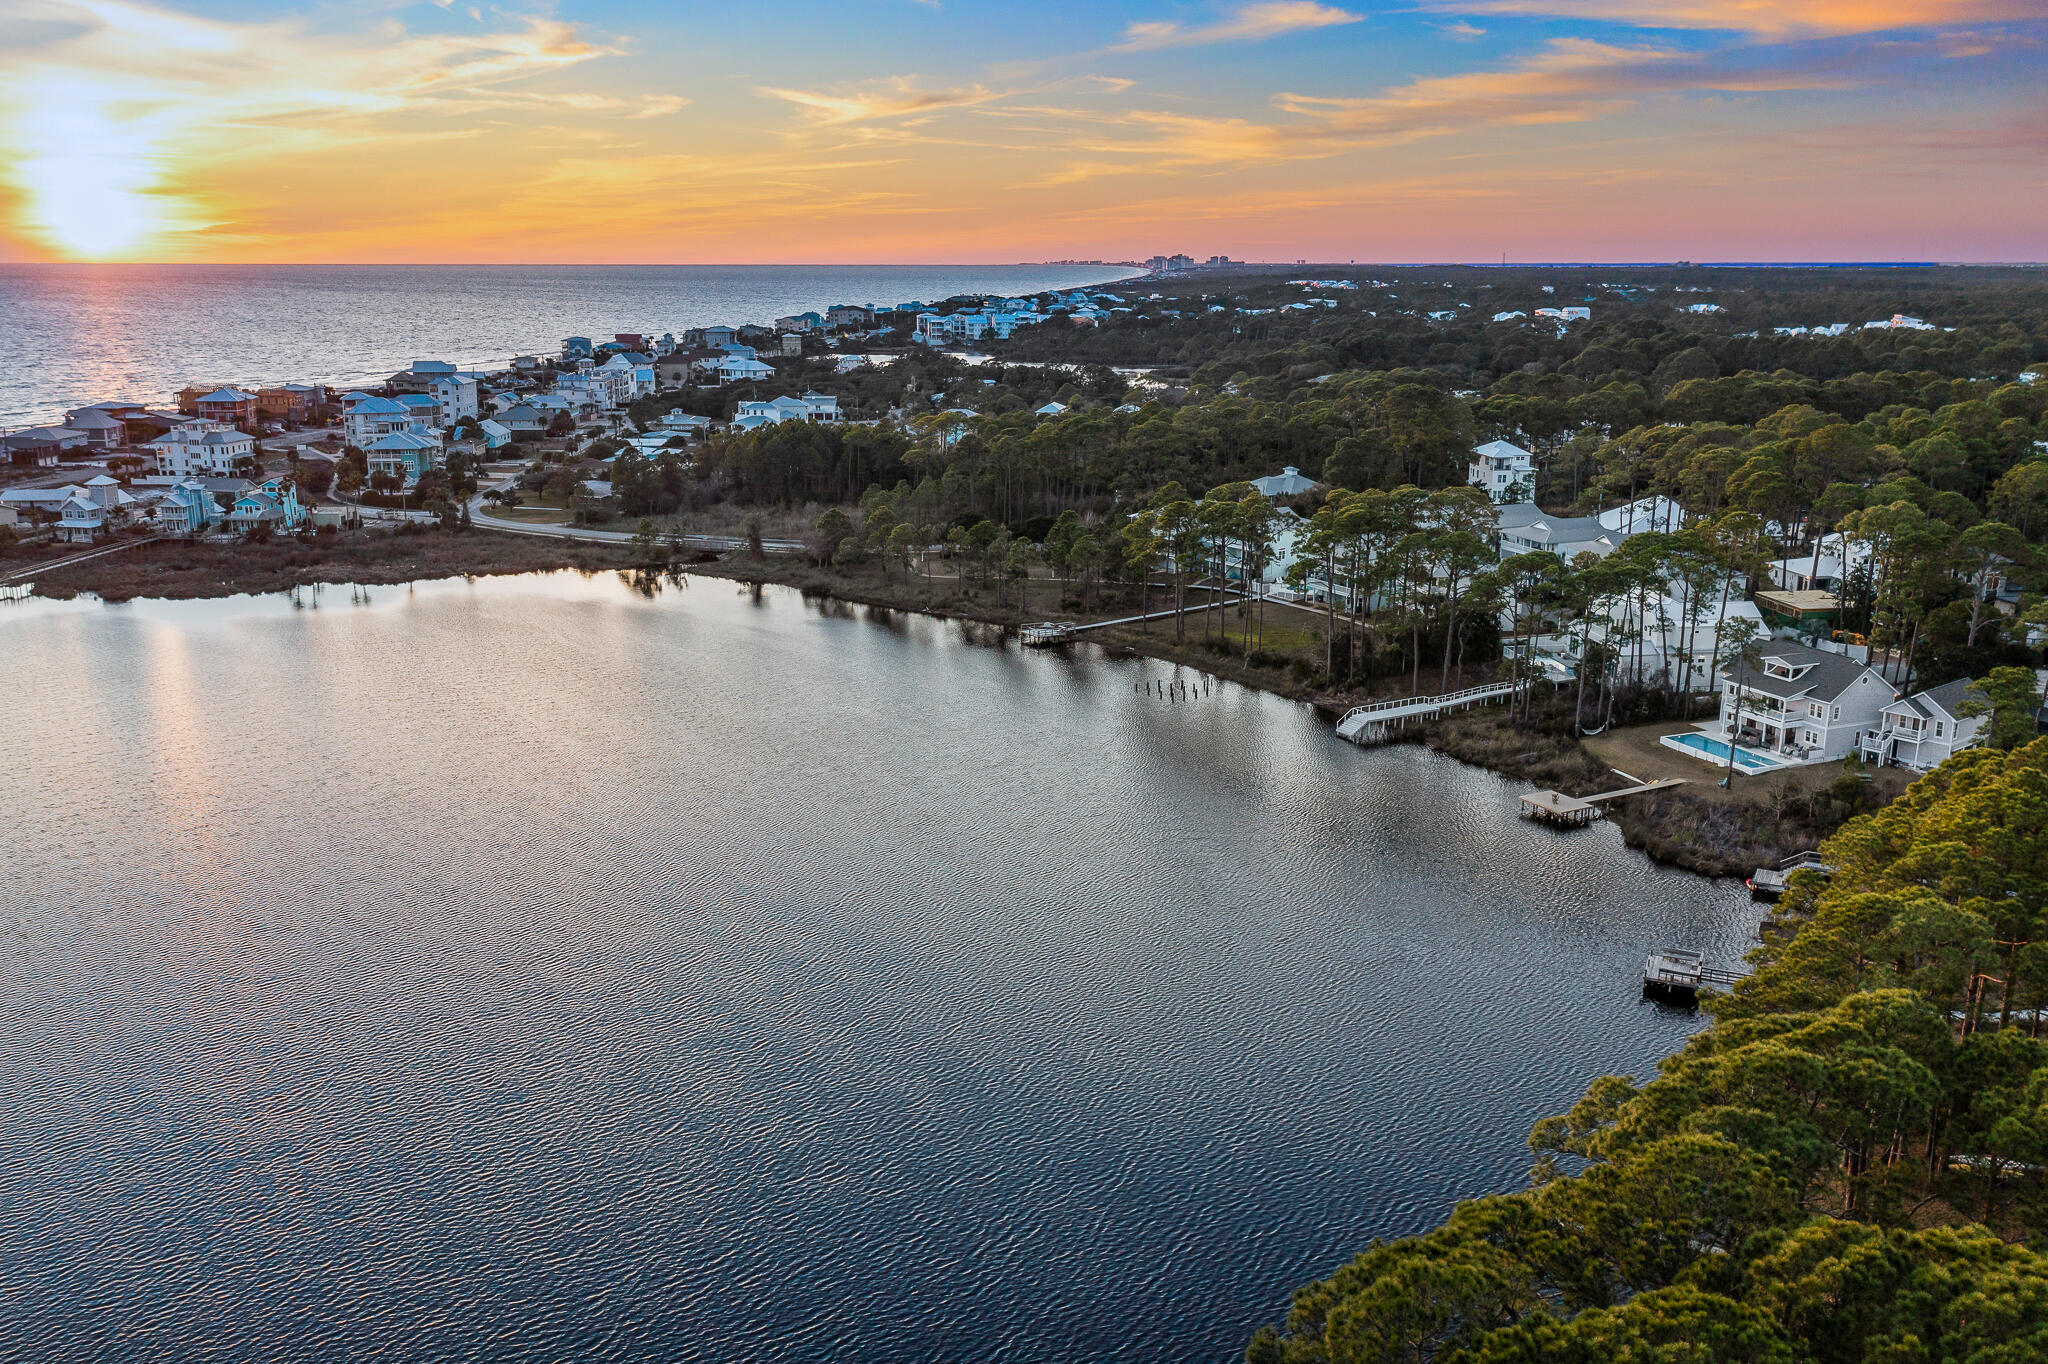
[1859,677,1987,772]
[1495,503,1630,562]
[1689,640,1899,768]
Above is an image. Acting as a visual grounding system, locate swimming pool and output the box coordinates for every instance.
[1660,730,1785,772]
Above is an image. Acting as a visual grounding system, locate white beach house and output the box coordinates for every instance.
[1468,440,1535,502]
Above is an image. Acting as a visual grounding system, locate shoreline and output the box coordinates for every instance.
[15,537,1828,882]
[679,559,1837,881]
[0,263,1145,429]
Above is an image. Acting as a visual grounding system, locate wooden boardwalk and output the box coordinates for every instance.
[1747,850,1829,900]
[0,534,163,584]
[1335,681,1523,744]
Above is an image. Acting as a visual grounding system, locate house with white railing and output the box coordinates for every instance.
[344,395,415,449]
[1700,640,1896,766]
[1469,441,1536,501]
[1858,679,1984,771]
[733,394,840,430]
[150,422,254,478]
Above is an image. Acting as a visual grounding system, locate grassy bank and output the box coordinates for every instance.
[1428,703,1908,877]
[22,527,640,602]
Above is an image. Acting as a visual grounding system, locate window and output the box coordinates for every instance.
[1936,722,1944,738]
[1832,706,1840,720]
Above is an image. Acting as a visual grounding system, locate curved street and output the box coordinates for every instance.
[463,476,806,554]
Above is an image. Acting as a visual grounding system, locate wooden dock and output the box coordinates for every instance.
[1520,777,1686,827]
[1642,947,1748,1000]
[1520,790,1598,826]
[1747,850,1829,900]
[1019,589,1249,647]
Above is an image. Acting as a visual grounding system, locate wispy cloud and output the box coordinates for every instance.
[755,77,1000,126]
[994,32,1902,182]
[1416,1,2037,38]
[1113,1,1363,51]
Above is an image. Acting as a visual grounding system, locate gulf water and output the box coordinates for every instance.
[0,264,1137,427]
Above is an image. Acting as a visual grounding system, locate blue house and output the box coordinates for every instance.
[562,336,593,359]
[152,480,220,536]
[226,478,306,535]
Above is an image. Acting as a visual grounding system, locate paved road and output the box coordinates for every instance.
[464,479,805,555]
[260,429,345,454]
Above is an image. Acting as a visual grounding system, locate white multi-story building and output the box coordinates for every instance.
[430,375,479,425]
[149,421,254,477]
[732,393,841,431]
[344,395,415,448]
[1469,440,1536,502]
[596,354,648,405]
[913,310,1045,344]
[915,312,990,344]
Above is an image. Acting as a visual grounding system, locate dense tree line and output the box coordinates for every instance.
[1250,732,2048,1364]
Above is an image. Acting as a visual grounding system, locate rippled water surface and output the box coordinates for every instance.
[0,573,1758,1362]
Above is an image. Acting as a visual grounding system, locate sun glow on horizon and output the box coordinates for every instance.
[9,88,185,260]
[0,0,2041,265]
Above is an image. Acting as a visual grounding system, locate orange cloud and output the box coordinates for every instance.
[1000,34,1855,179]
[1113,1,1363,50]
[0,0,616,258]
[1419,1,2037,37]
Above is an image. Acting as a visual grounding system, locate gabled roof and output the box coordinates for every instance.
[1907,677,1977,719]
[349,396,408,415]
[1495,503,1617,551]
[1,485,84,505]
[1726,641,1886,704]
[198,387,257,403]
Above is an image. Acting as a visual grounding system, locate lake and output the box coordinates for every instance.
[0,571,1757,1362]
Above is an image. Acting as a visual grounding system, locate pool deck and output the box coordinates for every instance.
[1659,729,1794,773]
[1582,721,1822,789]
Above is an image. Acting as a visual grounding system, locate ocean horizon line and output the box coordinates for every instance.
[3,258,2042,270]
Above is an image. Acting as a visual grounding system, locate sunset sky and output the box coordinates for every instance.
[2,0,2043,265]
